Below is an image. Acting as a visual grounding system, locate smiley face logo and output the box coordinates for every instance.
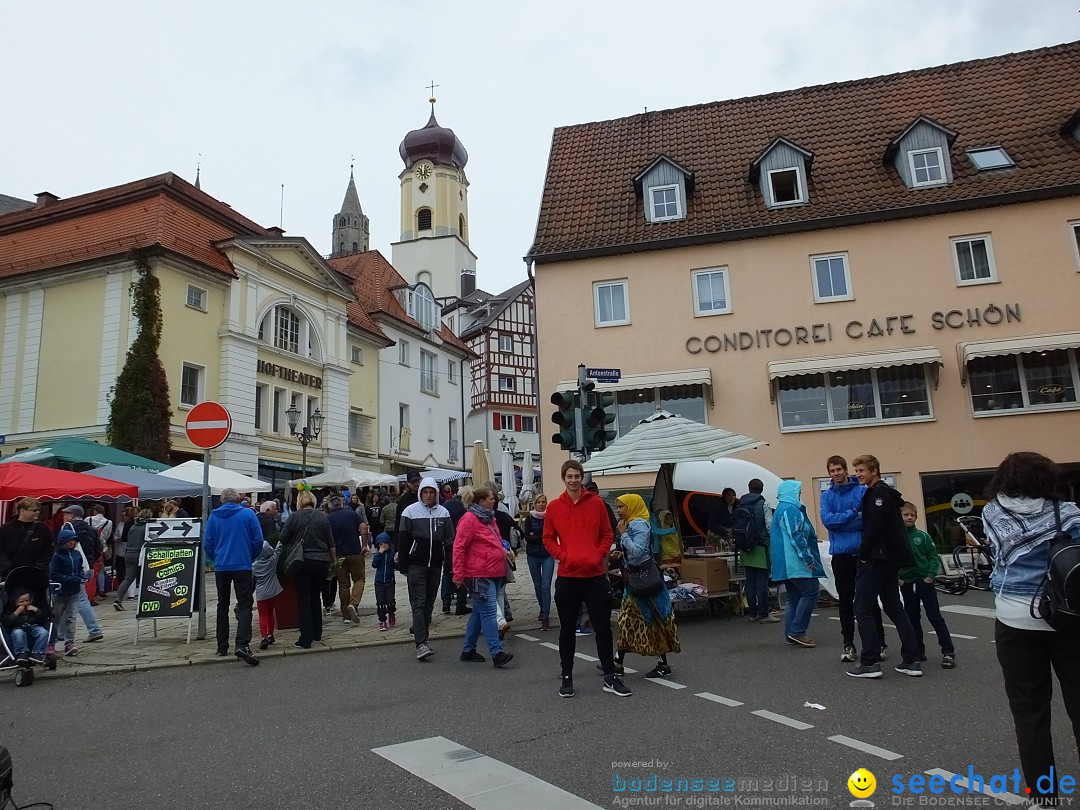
[848,768,876,798]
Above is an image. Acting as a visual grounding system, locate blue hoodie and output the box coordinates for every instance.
[203,501,262,572]
[819,476,866,556]
[771,480,823,581]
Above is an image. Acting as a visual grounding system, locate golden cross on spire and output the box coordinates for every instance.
[428,79,439,112]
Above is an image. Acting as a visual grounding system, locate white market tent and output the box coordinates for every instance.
[288,465,399,490]
[159,461,273,495]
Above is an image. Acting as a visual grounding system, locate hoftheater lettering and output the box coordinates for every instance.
[256,360,323,389]
[685,303,1020,354]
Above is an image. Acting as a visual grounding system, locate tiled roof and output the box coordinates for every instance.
[529,41,1080,262]
[0,172,270,279]
[0,193,33,216]
[459,278,532,339]
[327,250,474,357]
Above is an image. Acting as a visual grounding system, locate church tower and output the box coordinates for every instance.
[391,97,477,303]
[331,168,370,258]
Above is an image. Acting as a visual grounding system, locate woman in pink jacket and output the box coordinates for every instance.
[453,485,514,668]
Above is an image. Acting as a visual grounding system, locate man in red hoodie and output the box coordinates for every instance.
[543,460,630,698]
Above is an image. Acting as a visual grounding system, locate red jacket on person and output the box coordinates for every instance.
[453,511,507,582]
[542,489,614,578]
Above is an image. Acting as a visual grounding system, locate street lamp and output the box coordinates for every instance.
[499,434,509,451]
[499,434,517,455]
[286,405,324,478]
[508,437,517,454]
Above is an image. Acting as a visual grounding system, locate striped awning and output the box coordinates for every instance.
[958,331,1080,384]
[767,346,944,380]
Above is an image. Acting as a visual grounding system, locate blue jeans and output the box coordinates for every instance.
[77,586,102,636]
[527,553,555,617]
[9,625,49,657]
[462,578,503,657]
[784,578,820,638]
[744,566,769,619]
[901,579,955,656]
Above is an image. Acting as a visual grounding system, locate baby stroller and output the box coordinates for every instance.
[0,566,59,687]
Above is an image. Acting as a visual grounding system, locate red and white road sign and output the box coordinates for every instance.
[185,401,232,449]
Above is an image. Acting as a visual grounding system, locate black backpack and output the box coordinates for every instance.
[1032,502,1080,633]
[731,503,756,553]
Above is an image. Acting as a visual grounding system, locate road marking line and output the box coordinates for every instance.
[539,642,560,652]
[372,736,604,809]
[751,710,813,730]
[924,769,1029,805]
[828,735,903,760]
[515,634,538,642]
[940,605,996,618]
[695,692,743,707]
[827,616,976,640]
[645,677,686,690]
[574,652,599,662]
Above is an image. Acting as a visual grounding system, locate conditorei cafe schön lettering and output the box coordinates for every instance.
[685,302,1021,354]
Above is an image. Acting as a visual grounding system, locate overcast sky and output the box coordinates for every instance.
[3,1,1077,295]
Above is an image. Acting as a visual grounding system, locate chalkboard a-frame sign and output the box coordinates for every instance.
[134,541,202,644]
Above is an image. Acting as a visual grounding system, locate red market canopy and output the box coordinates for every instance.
[0,462,138,502]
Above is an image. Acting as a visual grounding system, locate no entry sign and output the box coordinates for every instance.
[185,401,232,449]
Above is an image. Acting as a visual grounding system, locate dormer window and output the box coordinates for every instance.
[968,147,1014,171]
[751,137,812,210]
[634,155,693,224]
[886,116,956,189]
[408,283,437,333]
[909,148,945,186]
[650,185,683,221]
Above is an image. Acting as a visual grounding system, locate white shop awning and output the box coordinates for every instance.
[957,332,1080,385]
[767,346,944,379]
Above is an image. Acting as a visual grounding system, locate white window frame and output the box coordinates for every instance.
[185,284,207,312]
[648,184,683,222]
[951,235,998,286]
[499,414,515,432]
[766,167,805,207]
[351,345,364,365]
[776,366,935,433]
[254,383,267,431]
[593,279,630,327]
[398,339,410,366]
[908,147,946,187]
[274,306,301,354]
[1070,221,1080,271]
[967,349,1080,418]
[691,268,732,317]
[498,374,516,392]
[447,360,457,385]
[520,415,536,433]
[498,334,513,353]
[810,253,854,303]
[967,147,1014,171]
[420,350,438,395]
[179,362,204,408]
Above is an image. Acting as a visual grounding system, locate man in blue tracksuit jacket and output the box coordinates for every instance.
[203,487,263,665]
[819,454,881,663]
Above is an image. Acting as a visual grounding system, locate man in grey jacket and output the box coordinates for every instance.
[396,477,454,660]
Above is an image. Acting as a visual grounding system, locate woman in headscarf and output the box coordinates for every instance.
[610,494,681,679]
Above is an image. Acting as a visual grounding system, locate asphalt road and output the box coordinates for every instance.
[4,589,1075,809]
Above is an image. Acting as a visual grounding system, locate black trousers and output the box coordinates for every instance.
[441,545,468,608]
[854,559,918,666]
[996,620,1080,803]
[407,564,441,646]
[215,569,254,651]
[554,575,615,677]
[294,559,331,647]
[832,552,883,647]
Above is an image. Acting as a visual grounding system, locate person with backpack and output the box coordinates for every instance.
[982,452,1080,805]
[737,479,778,624]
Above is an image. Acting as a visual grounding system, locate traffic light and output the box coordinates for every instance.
[584,391,617,450]
[550,390,580,450]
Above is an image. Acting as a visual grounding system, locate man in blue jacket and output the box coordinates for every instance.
[204,487,263,666]
[819,455,882,663]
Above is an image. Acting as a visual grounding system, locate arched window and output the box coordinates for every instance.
[411,284,436,332]
[352,242,358,252]
[339,242,344,254]
[459,214,466,241]
[416,270,432,287]
[273,306,300,354]
[417,207,432,232]
[339,217,346,227]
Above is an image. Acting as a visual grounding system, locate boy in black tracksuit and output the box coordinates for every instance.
[847,454,921,679]
[371,533,396,630]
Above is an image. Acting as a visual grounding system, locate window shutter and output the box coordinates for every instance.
[492,412,500,430]
[514,414,522,432]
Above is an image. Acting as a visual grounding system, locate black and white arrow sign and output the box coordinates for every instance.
[146,518,201,540]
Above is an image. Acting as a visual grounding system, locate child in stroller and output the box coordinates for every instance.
[0,566,58,686]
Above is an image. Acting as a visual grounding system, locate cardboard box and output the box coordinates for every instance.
[680,556,730,593]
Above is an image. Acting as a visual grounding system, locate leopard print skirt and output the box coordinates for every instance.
[616,589,681,657]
